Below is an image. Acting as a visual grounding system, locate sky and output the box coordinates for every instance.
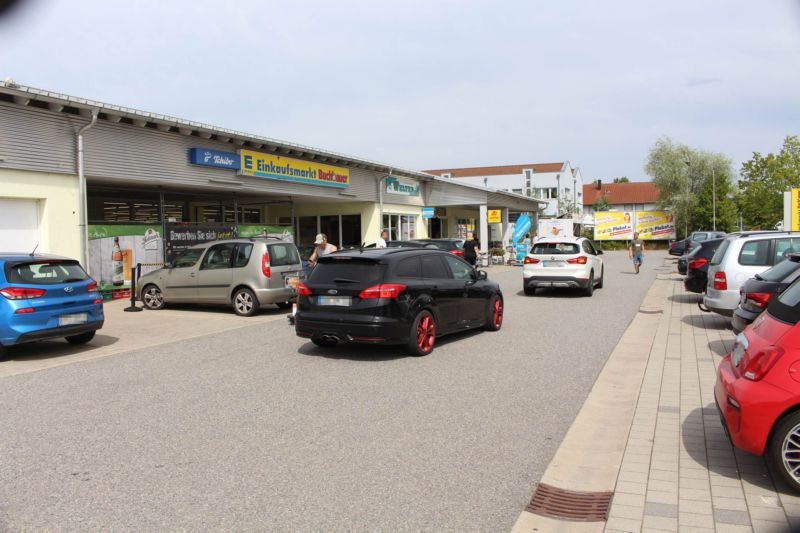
[1,0,798,182]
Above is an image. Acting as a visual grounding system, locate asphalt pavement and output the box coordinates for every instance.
[0,251,663,532]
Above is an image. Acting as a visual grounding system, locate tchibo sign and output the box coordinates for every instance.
[188,148,241,170]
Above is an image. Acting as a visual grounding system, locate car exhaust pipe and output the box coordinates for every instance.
[321,334,339,343]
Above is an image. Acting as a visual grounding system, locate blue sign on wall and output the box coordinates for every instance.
[422,207,435,219]
[189,148,241,170]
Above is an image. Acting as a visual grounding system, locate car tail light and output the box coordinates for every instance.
[92,298,103,305]
[296,282,311,297]
[449,250,464,257]
[359,284,407,299]
[523,257,540,264]
[566,256,588,265]
[688,258,708,270]
[0,287,47,300]
[14,307,35,314]
[86,280,99,292]
[742,346,784,381]
[261,250,271,278]
[745,292,772,309]
[713,271,727,291]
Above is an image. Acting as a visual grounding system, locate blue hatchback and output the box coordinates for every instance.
[0,254,104,358]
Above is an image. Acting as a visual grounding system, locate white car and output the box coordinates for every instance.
[522,236,604,296]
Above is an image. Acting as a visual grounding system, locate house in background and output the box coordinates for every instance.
[423,162,584,218]
[581,181,661,225]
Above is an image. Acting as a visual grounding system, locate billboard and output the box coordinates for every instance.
[593,211,675,240]
[594,211,634,241]
[635,211,676,240]
[538,218,574,238]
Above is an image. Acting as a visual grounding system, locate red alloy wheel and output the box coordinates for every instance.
[493,298,503,328]
[417,314,436,353]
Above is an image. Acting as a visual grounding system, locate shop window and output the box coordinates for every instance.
[320,215,340,247]
[341,214,362,249]
[89,196,185,224]
[298,216,318,246]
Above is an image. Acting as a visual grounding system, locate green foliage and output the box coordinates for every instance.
[594,196,610,212]
[613,177,630,183]
[738,136,800,229]
[558,196,577,216]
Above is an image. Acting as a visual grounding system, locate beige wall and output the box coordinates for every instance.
[0,168,80,258]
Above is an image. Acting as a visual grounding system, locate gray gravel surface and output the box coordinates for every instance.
[0,251,664,532]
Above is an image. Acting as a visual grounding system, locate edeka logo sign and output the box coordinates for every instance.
[188,148,241,170]
[385,176,420,196]
[239,150,349,188]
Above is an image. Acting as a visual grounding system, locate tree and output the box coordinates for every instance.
[693,157,738,232]
[558,196,577,217]
[594,196,610,212]
[644,137,735,237]
[738,136,800,229]
[613,177,630,183]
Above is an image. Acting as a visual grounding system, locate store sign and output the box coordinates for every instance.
[487,209,501,224]
[239,150,349,188]
[385,176,420,196]
[188,148,241,170]
[164,223,236,263]
[422,207,434,219]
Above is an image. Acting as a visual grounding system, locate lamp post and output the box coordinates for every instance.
[684,159,690,238]
[712,166,716,231]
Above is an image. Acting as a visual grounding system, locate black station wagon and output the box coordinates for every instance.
[294,248,503,356]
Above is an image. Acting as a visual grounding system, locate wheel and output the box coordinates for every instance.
[597,267,604,289]
[141,284,165,310]
[66,331,95,345]
[524,284,536,296]
[767,411,800,492]
[0,343,5,360]
[407,310,436,356]
[484,295,503,331]
[232,287,260,317]
[311,337,338,348]
[276,302,292,310]
[584,271,595,297]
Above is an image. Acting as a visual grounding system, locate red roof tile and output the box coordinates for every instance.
[423,163,565,177]
[583,182,661,206]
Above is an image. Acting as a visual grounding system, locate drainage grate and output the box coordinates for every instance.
[525,483,613,522]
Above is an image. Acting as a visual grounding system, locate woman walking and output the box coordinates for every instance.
[463,232,480,267]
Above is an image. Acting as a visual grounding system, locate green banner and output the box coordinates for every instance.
[88,224,158,240]
[237,224,294,238]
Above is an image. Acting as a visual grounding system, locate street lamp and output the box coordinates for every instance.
[684,159,690,238]
[712,166,716,231]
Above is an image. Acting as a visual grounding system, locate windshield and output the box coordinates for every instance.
[759,258,800,282]
[532,242,580,255]
[5,260,89,285]
[310,258,386,285]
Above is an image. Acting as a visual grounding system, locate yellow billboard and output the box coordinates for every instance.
[594,211,634,241]
[240,150,350,188]
[791,189,800,231]
[635,211,676,240]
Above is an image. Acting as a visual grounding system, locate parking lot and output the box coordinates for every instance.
[0,251,662,531]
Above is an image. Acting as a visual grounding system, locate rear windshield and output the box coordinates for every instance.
[759,258,800,282]
[769,277,800,325]
[532,242,580,255]
[5,260,89,285]
[310,258,386,285]
[709,238,731,266]
[692,232,709,242]
[426,240,462,250]
[698,239,723,258]
[268,243,300,267]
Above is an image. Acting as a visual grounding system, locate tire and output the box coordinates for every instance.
[407,310,436,356]
[767,411,800,492]
[0,343,6,360]
[312,337,337,348]
[276,302,292,310]
[584,271,595,297]
[524,284,536,296]
[597,267,604,289]
[66,331,96,345]
[141,284,165,310]
[484,294,504,331]
[232,287,260,317]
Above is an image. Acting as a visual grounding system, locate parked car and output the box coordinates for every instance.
[684,238,725,293]
[731,255,800,333]
[715,278,800,492]
[139,237,302,316]
[0,254,104,357]
[408,238,465,257]
[677,247,698,275]
[704,232,800,317]
[670,231,727,257]
[522,236,604,297]
[669,239,689,257]
[294,248,503,356]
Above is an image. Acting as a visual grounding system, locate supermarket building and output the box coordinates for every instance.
[0,81,544,288]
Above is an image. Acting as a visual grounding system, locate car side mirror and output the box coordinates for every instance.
[477,270,488,280]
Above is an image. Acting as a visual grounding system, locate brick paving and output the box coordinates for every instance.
[605,270,800,533]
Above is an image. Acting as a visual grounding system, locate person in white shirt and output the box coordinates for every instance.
[376,230,389,248]
[308,233,337,266]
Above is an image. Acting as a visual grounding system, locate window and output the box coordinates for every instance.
[268,243,301,267]
[443,255,474,280]
[582,241,596,255]
[5,260,88,285]
[773,238,800,264]
[420,255,449,279]
[173,248,204,268]
[395,257,421,278]
[309,259,386,286]
[738,240,771,266]
[233,243,253,268]
[201,243,235,270]
[759,258,800,282]
[771,277,800,324]
[549,187,558,199]
[319,216,341,247]
[710,239,730,266]
[511,188,523,195]
[341,214,362,249]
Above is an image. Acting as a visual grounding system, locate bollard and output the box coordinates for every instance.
[124,265,142,312]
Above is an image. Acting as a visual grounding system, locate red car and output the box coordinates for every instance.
[716,278,800,491]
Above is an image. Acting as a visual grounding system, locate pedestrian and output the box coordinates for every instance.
[629,231,645,274]
[376,229,389,248]
[463,232,480,267]
[308,233,338,266]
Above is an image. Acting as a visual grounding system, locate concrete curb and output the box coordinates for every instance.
[511,258,674,532]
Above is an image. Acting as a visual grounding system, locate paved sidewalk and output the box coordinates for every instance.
[514,257,800,532]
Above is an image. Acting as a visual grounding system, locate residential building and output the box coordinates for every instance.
[581,181,661,225]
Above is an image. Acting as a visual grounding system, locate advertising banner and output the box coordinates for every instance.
[512,214,532,244]
[538,218,574,238]
[385,176,420,196]
[237,224,294,241]
[791,189,800,231]
[487,209,502,224]
[88,225,164,296]
[240,150,350,188]
[635,211,676,240]
[164,224,236,263]
[594,211,634,241]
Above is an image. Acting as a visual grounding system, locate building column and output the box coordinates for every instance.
[501,207,510,247]
[479,204,488,257]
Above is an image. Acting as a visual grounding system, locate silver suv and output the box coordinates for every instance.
[139,237,302,316]
[704,231,800,317]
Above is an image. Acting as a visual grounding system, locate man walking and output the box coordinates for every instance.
[629,232,645,274]
[376,229,389,248]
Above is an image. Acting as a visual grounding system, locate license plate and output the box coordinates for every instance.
[731,333,748,367]
[59,313,87,326]
[543,261,562,267]
[317,296,351,307]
